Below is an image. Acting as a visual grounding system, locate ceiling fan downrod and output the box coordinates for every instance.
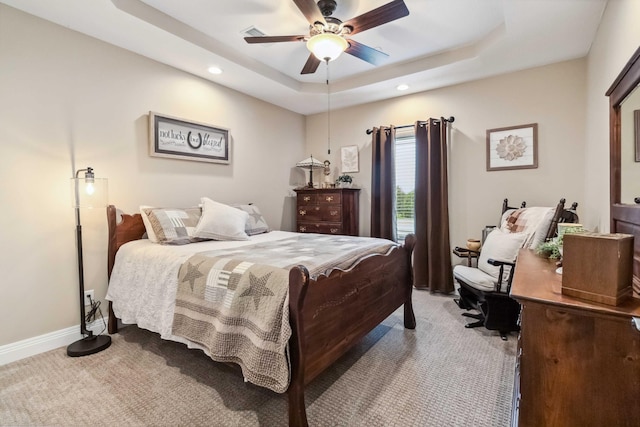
[313,0,348,37]
[317,0,337,17]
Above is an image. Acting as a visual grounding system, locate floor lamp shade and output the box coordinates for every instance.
[71,169,107,208]
[67,167,111,357]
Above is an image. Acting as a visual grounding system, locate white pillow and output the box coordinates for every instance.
[529,208,555,249]
[194,197,249,241]
[500,207,555,249]
[140,205,158,242]
[478,229,527,283]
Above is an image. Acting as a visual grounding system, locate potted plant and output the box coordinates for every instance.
[336,174,353,188]
[535,238,563,259]
[535,225,585,259]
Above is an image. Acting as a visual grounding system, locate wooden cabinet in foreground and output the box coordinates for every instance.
[510,249,640,427]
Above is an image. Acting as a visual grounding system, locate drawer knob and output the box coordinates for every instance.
[304,196,311,202]
[330,228,338,233]
[299,226,306,232]
[299,209,306,216]
[330,210,338,216]
[326,196,333,202]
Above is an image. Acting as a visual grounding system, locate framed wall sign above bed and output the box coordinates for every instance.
[149,111,230,164]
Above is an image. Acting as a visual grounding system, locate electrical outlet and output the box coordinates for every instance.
[84,290,95,306]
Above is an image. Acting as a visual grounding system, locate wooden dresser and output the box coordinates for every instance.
[294,188,360,236]
[510,249,640,427]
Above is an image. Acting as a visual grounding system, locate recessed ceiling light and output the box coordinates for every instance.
[396,84,409,91]
[208,66,222,75]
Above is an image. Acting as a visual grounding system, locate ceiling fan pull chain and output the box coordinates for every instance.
[327,59,331,155]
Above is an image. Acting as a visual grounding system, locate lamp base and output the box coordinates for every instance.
[67,334,111,357]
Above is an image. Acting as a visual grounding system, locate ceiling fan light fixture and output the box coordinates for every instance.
[307,33,348,62]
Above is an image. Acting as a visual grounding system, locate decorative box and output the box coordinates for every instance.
[562,232,634,306]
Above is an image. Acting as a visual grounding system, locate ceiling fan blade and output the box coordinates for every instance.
[244,35,306,44]
[293,0,327,26]
[301,53,322,74]
[345,39,389,66]
[343,0,409,35]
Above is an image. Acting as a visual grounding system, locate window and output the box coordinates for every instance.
[395,127,415,242]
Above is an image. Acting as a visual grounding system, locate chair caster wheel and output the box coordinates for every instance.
[465,320,484,328]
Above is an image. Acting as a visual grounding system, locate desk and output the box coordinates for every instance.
[510,249,640,427]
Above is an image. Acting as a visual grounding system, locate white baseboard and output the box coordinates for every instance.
[0,317,110,366]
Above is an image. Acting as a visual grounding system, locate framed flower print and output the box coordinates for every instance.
[486,123,538,171]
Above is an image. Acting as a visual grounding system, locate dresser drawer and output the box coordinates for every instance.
[316,223,343,234]
[297,222,343,235]
[297,205,342,221]
[297,193,317,205]
[297,192,341,206]
[318,192,341,204]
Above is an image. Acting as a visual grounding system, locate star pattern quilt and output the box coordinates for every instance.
[171,234,397,392]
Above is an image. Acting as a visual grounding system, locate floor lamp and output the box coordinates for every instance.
[67,167,111,357]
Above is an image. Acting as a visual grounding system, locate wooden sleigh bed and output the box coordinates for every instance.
[105,205,417,426]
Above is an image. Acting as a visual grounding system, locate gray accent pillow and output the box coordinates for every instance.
[142,207,208,245]
[234,204,270,235]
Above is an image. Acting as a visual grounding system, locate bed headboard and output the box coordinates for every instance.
[107,205,145,279]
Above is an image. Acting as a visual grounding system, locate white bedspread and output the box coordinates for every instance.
[107,231,301,341]
[106,231,397,364]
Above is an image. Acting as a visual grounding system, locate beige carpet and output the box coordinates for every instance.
[0,291,516,426]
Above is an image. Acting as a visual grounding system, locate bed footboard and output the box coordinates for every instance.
[287,234,416,427]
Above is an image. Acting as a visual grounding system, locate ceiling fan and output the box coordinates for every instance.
[244,0,410,74]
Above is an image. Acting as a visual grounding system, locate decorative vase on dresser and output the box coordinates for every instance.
[294,188,360,236]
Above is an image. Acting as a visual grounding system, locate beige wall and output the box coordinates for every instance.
[305,59,587,251]
[584,0,640,231]
[0,5,305,346]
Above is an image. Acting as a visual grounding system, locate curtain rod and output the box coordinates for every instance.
[365,116,455,134]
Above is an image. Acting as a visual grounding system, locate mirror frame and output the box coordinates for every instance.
[607,45,640,294]
[607,46,640,210]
